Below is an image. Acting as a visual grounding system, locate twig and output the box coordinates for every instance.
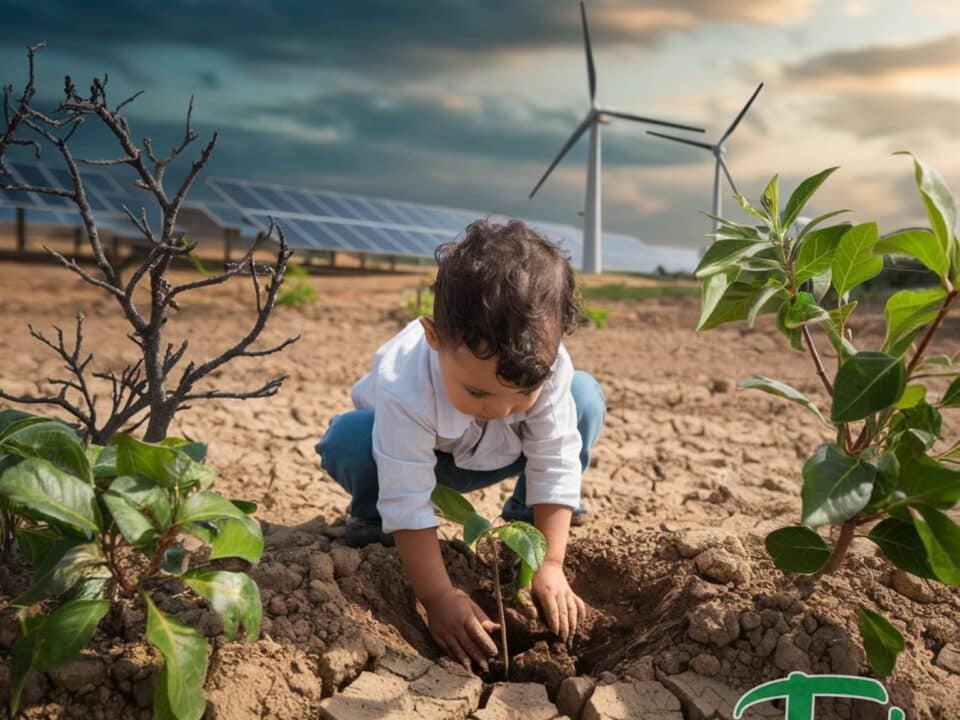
[488,538,509,678]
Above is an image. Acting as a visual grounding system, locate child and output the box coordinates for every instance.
[315,218,606,671]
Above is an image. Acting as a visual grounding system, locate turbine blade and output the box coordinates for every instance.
[581,1,596,102]
[719,81,763,144]
[719,156,738,196]
[602,109,705,133]
[646,130,714,151]
[529,114,594,199]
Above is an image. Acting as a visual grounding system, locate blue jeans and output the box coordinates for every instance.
[315,371,606,524]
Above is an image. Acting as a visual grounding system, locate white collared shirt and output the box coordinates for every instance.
[349,319,582,533]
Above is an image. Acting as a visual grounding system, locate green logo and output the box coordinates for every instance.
[734,672,905,720]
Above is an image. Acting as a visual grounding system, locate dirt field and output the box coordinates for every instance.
[0,258,958,719]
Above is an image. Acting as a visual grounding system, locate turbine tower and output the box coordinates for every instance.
[529,0,705,274]
[646,82,764,246]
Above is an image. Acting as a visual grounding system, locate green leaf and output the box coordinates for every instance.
[876,228,948,279]
[182,570,262,641]
[91,445,118,479]
[1,420,91,482]
[0,458,100,536]
[858,607,905,678]
[831,352,906,422]
[144,593,209,720]
[694,239,769,279]
[491,522,546,573]
[895,453,960,509]
[33,599,111,670]
[867,518,937,579]
[896,385,926,410]
[941,376,960,407]
[897,153,957,283]
[13,542,106,607]
[776,302,805,352]
[114,434,214,491]
[0,409,37,436]
[761,174,780,219]
[176,490,249,526]
[780,167,839,230]
[882,287,945,357]
[783,291,829,329]
[888,402,942,451]
[911,504,960,584]
[697,270,766,332]
[208,516,264,564]
[736,192,771,224]
[158,438,208,463]
[230,499,257,514]
[831,222,883,298]
[801,444,876,527]
[764,526,830,574]
[865,452,900,511]
[430,484,477,525]
[463,513,492,551]
[15,526,61,568]
[795,225,849,284]
[516,559,536,592]
[796,213,852,244]
[9,627,38,716]
[811,266,832,303]
[737,376,828,426]
[746,283,787,328]
[104,475,173,548]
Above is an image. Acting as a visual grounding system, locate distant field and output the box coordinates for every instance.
[581,282,699,301]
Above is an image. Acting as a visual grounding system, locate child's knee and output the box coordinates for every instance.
[316,410,375,485]
[571,371,606,431]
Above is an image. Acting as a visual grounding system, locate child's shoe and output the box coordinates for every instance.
[344,516,395,548]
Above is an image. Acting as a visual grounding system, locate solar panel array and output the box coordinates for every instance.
[209,177,699,273]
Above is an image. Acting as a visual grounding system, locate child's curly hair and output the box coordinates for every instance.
[431,218,580,389]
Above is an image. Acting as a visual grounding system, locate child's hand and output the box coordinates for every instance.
[532,559,586,645]
[423,587,499,671]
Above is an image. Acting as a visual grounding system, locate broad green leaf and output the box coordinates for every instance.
[1,420,90,482]
[158,438,208,463]
[0,409,36,435]
[761,174,780,219]
[831,352,906,422]
[738,376,828,426]
[784,291,829,329]
[875,228,948,278]
[114,434,214,491]
[911,505,960,584]
[828,301,858,331]
[9,627,38,716]
[463,512,492,551]
[831,223,883,298]
[209,515,263,564]
[795,225,849,283]
[796,212,851,243]
[896,385,926,409]
[183,570,261,641]
[941,376,960,406]
[765,526,830,574]
[13,542,106,607]
[897,153,957,282]
[865,452,900,511]
[92,445,118,478]
[694,239,769,279]
[516,559,536,592]
[895,453,960,508]
[887,402,942,452]
[737,247,787,273]
[867,518,937,579]
[144,594,209,720]
[698,271,766,332]
[781,167,839,230]
[230,499,257,514]
[811,266,832,303]
[746,283,787,328]
[801,444,876,527]
[176,490,250,525]
[882,287,945,357]
[430,484,477,525]
[776,301,805,352]
[858,607,905,678]
[104,475,173,547]
[492,522,546,573]
[0,458,100,536]
[15,526,61,568]
[33,599,110,670]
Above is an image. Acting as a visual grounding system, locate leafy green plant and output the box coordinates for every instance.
[430,484,546,676]
[695,153,960,677]
[583,306,609,329]
[405,283,434,320]
[277,264,317,308]
[0,409,263,719]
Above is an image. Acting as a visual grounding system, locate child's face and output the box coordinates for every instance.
[421,318,543,421]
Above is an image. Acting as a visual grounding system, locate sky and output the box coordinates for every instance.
[1,0,959,250]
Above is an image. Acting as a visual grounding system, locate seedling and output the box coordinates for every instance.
[430,484,546,676]
[695,153,960,676]
[0,409,263,719]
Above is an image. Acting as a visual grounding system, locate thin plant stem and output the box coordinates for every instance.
[822,519,857,575]
[488,538,509,678]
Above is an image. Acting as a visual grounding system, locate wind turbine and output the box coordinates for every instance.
[646,82,764,246]
[529,1,705,274]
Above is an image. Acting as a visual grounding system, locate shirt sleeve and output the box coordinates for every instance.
[372,386,440,533]
[520,353,582,510]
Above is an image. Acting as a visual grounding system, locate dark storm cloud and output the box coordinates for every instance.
[785,32,960,81]
[0,0,816,76]
[813,91,960,139]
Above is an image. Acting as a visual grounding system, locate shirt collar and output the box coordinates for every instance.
[429,342,474,439]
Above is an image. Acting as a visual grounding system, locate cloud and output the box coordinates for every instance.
[812,91,960,139]
[784,32,960,82]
